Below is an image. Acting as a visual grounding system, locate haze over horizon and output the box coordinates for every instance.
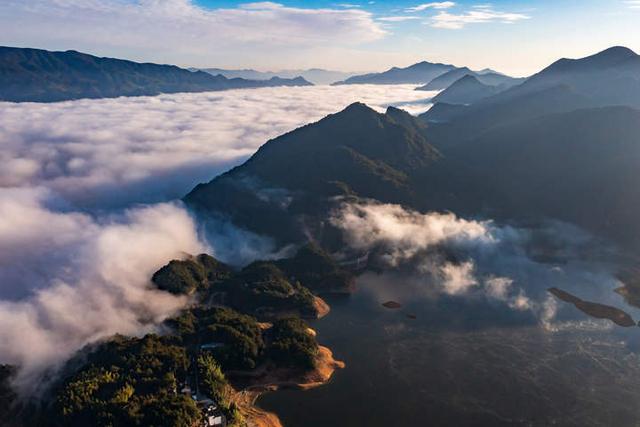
[2,0,640,76]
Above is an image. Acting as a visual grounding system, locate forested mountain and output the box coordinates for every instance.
[185,47,640,256]
[0,46,312,102]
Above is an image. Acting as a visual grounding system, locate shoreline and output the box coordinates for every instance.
[231,345,345,427]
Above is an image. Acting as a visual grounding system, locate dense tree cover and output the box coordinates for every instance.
[23,249,331,427]
[152,254,232,295]
[175,307,265,371]
[268,318,319,371]
[49,335,201,427]
[276,244,355,294]
[196,354,243,426]
[225,262,318,318]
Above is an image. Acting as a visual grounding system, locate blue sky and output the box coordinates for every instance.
[1,0,639,76]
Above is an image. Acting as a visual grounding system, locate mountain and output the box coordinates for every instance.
[493,46,640,105]
[182,46,640,258]
[420,47,640,137]
[332,61,455,85]
[186,102,640,256]
[197,68,356,85]
[184,103,439,243]
[0,46,312,102]
[417,67,523,91]
[430,75,502,105]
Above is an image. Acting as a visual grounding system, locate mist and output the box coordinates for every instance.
[0,85,435,395]
[0,85,433,210]
[331,200,629,327]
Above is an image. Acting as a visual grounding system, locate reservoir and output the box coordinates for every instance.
[258,271,640,426]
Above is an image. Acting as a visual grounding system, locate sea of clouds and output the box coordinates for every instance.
[0,85,433,394]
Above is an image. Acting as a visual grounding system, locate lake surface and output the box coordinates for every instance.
[258,272,640,426]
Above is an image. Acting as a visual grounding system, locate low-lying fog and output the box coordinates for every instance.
[0,85,434,394]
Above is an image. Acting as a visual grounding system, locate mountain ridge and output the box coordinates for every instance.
[0,46,313,102]
[332,60,455,85]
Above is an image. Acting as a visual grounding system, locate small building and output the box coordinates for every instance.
[195,396,226,427]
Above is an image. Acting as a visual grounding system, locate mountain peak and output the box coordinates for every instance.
[456,74,481,84]
[592,46,637,60]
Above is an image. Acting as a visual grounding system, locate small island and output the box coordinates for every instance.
[548,287,637,327]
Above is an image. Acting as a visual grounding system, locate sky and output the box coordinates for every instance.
[1,0,640,76]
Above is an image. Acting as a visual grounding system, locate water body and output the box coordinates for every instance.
[258,273,640,427]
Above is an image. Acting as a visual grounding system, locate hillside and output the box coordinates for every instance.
[430,106,640,251]
[184,103,440,242]
[0,46,312,102]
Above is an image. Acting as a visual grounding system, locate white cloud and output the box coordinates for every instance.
[406,2,456,12]
[378,16,420,22]
[0,85,432,210]
[625,1,640,9]
[440,261,478,295]
[0,188,205,394]
[331,201,495,267]
[429,8,530,29]
[0,86,436,393]
[0,0,386,67]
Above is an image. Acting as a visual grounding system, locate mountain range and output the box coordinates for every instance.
[195,68,357,85]
[185,46,640,257]
[332,61,456,85]
[0,46,312,102]
[416,67,523,91]
[421,47,640,137]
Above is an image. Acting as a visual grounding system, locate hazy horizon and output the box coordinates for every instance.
[2,1,640,77]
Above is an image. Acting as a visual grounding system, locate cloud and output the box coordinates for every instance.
[0,86,434,394]
[406,2,456,12]
[378,16,420,22]
[429,7,530,29]
[625,1,640,9]
[0,85,432,210]
[440,261,478,295]
[332,201,495,267]
[331,200,623,323]
[0,188,205,395]
[0,0,386,67]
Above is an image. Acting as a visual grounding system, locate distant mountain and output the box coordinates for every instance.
[184,103,439,243]
[197,68,356,85]
[430,75,502,105]
[493,46,640,106]
[0,46,312,102]
[420,47,640,137]
[417,67,523,91]
[332,61,455,85]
